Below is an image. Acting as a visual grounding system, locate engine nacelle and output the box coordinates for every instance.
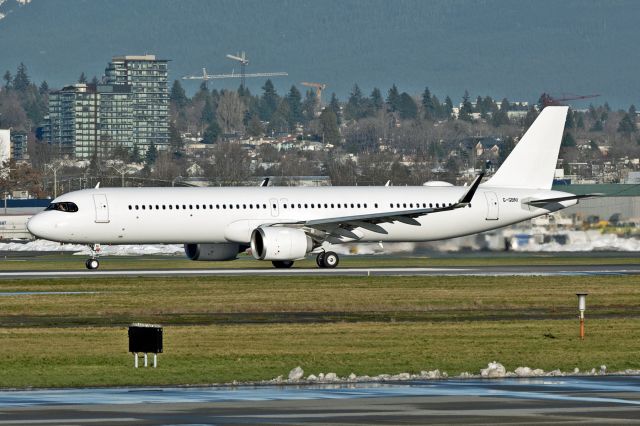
[184,243,242,261]
[250,227,313,261]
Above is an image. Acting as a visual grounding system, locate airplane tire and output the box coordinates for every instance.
[86,258,100,270]
[322,251,339,268]
[272,260,294,269]
[316,252,326,268]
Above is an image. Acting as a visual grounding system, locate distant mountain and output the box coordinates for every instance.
[0,0,637,107]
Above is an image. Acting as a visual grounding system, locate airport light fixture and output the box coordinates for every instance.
[576,292,588,340]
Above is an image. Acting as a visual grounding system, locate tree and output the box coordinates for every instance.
[168,122,184,158]
[386,84,400,112]
[617,113,637,133]
[91,75,99,85]
[344,84,365,121]
[328,93,341,124]
[206,142,250,185]
[13,63,30,92]
[216,90,247,134]
[301,89,317,123]
[201,96,215,125]
[590,119,604,132]
[267,99,290,133]
[247,115,264,137]
[421,87,435,120]
[444,96,454,118]
[524,106,538,129]
[145,142,158,166]
[458,90,473,121]
[169,80,188,109]
[319,108,340,145]
[3,71,11,89]
[371,88,384,111]
[259,79,279,121]
[78,72,87,84]
[561,132,576,147]
[38,81,49,95]
[129,144,142,163]
[203,121,221,143]
[286,85,303,126]
[398,92,417,120]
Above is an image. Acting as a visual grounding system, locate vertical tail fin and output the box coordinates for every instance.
[484,106,568,189]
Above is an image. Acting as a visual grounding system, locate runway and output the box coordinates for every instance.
[1,376,640,424]
[0,263,640,279]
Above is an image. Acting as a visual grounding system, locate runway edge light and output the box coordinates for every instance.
[576,293,588,340]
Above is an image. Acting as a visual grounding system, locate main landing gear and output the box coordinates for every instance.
[316,251,339,269]
[85,244,101,270]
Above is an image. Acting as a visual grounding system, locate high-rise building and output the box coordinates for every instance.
[105,55,169,152]
[42,54,168,160]
[43,83,133,160]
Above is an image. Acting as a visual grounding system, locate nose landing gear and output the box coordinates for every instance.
[316,251,339,268]
[85,244,101,270]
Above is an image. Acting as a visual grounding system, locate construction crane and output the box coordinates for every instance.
[539,93,601,108]
[226,52,249,87]
[301,82,327,110]
[182,67,288,85]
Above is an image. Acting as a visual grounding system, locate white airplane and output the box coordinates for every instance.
[27,106,592,270]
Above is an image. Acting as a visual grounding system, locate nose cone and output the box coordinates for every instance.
[27,214,50,240]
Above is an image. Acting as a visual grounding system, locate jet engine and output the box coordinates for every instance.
[250,227,313,261]
[184,243,242,261]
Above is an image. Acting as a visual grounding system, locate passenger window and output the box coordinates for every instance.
[216,204,220,209]
[298,203,301,208]
[250,204,254,209]
[236,204,240,209]
[142,205,146,210]
[243,204,246,209]
[357,203,361,208]
[331,204,335,208]
[169,205,173,210]
[337,203,341,208]
[375,203,378,208]
[162,205,166,210]
[135,205,139,210]
[196,205,200,209]
[324,203,328,208]
[223,205,226,209]
[229,205,233,209]
[263,204,267,209]
[128,205,132,210]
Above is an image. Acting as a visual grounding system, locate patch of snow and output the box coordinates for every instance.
[0,239,184,256]
[288,366,304,381]
[480,361,506,378]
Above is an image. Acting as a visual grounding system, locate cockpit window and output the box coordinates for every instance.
[45,202,79,213]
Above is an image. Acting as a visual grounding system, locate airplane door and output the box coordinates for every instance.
[269,198,279,217]
[484,192,499,220]
[93,194,110,223]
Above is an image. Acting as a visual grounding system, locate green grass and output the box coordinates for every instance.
[0,271,639,387]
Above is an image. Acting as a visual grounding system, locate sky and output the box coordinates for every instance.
[0,0,638,108]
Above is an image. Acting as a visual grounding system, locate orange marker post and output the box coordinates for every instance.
[576,293,588,340]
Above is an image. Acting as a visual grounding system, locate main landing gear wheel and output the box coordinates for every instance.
[85,258,99,270]
[272,260,294,268]
[317,251,339,268]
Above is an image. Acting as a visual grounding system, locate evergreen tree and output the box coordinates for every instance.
[286,85,303,126]
[38,81,49,95]
[458,90,473,121]
[13,63,30,92]
[78,72,87,84]
[168,122,184,158]
[319,109,340,145]
[344,84,365,121]
[301,89,317,124]
[203,121,221,143]
[500,98,510,111]
[145,142,158,166]
[328,93,341,124]
[129,144,142,163]
[386,84,400,112]
[398,92,417,120]
[91,75,99,85]
[267,99,290,133]
[370,88,383,111]
[524,106,538,129]
[617,113,637,133]
[565,109,575,129]
[169,80,188,109]
[629,104,637,118]
[444,96,454,118]
[259,79,279,121]
[422,87,435,120]
[3,71,11,89]
[561,132,576,147]
[201,96,215,125]
[576,113,585,129]
[590,119,604,132]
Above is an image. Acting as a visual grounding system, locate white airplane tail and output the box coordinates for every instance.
[484,106,568,189]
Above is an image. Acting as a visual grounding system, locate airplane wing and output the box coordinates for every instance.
[268,174,484,238]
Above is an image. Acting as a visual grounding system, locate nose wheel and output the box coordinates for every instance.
[85,244,101,270]
[316,251,339,268]
[85,258,100,270]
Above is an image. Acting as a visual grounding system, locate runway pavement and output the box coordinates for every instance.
[1,376,640,424]
[0,263,640,279]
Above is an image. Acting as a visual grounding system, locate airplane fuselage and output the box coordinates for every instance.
[27,185,576,245]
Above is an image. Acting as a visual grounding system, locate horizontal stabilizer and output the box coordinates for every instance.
[525,193,604,206]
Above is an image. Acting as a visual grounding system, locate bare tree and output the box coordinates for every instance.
[216,91,246,134]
